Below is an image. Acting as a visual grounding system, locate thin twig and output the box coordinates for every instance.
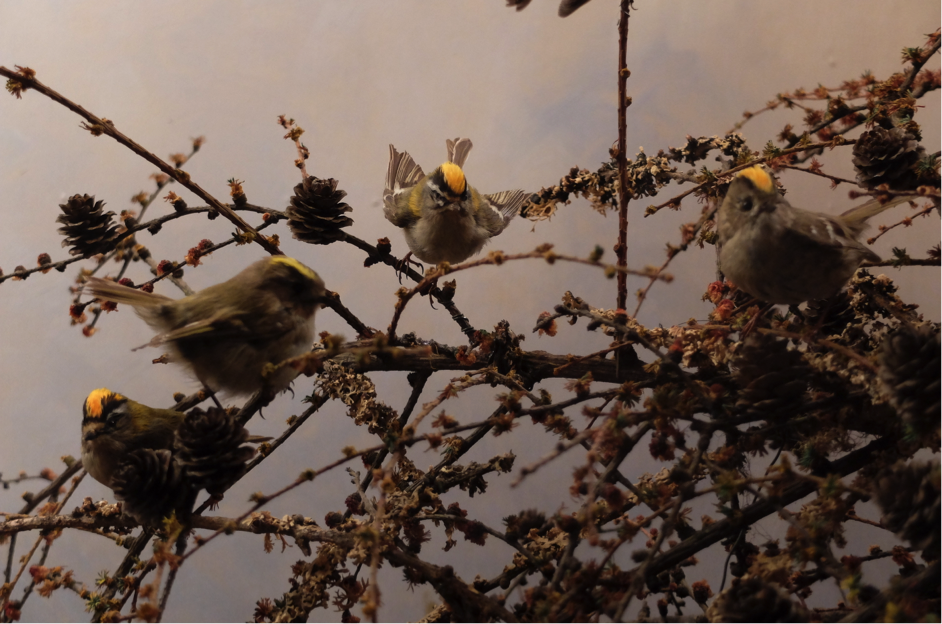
[387,246,668,342]
[0,66,280,255]
[615,0,632,313]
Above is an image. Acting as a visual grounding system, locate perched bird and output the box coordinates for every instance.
[717,166,916,304]
[85,256,325,396]
[383,137,526,266]
[81,389,270,507]
[81,388,184,488]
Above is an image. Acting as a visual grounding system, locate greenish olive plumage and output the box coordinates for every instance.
[717,166,915,305]
[80,388,270,492]
[383,138,526,264]
[81,389,182,488]
[85,256,325,396]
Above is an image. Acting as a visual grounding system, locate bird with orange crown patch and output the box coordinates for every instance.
[717,165,918,305]
[383,137,526,270]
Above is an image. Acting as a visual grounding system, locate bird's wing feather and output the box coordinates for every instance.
[85,277,174,307]
[384,145,425,227]
[783,212,880,263]
[484,190,527,223]
[385,144,424,192]
[477,189,527,236]
[131,314,252,351]
[445,137,473,168]
[839,194,919,233]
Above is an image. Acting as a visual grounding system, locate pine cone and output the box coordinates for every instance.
[56,194,119,257]
[873,461,940,561]
[852,127,924,190]
[706,576,807,622]
[112,449,191,525]
[286,176,353,244]
[175,407,254,497]
[802,292,858,339]
[878,325,941,447]
[732,334,811,420]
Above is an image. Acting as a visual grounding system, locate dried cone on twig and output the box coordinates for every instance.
[111,449,192,526]
[706,576,808,623]
[286,176,353,244]
[732,333,810,420]
[174,407,255,498]
[852,127,924,190]
[802,292,858,339]
[873,460,941,561]
[55,194,119,257]
[878,325,941,447]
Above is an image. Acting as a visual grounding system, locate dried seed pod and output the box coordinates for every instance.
[706,576,807,623]
[56,194,119,257]
[852,127,924,191]
[111,449,192,525]
[878,325,941,447]
[286,176,354,245]
[174,407,254,498]
[873,460,940,561]
[732,333,810,420]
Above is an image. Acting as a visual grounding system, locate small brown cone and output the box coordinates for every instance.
[878,325,941,448]
[852,127,924,190]
[732,333,810,420]
[873,460,940,561]
[111,449,191,526]
[286,176,353,244]
[174,407,254,498]
[56,194,119,257]
[706,576,807,622]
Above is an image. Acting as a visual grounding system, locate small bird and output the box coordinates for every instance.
[383,137,527,266]
[81,388,184,488]
[717,166,916,304]
[81,388,270,492]
[85,256,325,396]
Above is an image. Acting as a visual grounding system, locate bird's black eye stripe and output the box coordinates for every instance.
[105,401,128,425]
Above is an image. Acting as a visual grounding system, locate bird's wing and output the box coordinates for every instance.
[445,137,473,168]
[783,212,880,263]
[85,277,174,307]
[477,189,527,236]
[384,144,424,227]
[839,194,920,234]
[130,313,247,351]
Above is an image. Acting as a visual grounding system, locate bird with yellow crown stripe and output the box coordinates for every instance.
[81,388,183,489]
[81,388,270,491]
[84,256,325,397]
[383,138,526,269]
[717,165,918,304]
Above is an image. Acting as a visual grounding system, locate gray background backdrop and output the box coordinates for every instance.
[1,2,939,621]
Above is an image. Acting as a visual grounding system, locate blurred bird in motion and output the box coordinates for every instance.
[85,256,325,396]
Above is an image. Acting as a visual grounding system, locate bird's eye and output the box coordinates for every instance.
[738,197,754,212]
[105,405,127,427]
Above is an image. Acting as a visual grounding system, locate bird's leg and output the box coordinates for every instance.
[396,252,424,284]
[204,387,224,409]
[740,302,775,338]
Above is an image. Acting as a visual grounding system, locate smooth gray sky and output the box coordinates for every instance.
[1,2,938,621]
